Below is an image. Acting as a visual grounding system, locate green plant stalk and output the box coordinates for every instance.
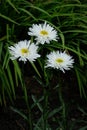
[43,88,48,130]
[58,84,66,130]
[27,102,32,130]
[30,62,41,78]
[28,103,32,130]
[23,86,33,130]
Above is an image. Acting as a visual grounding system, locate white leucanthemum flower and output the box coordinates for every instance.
[46,51,74,73]
[8,40,40,63]
[28,22,58,45]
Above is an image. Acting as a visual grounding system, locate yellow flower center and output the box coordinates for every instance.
[56,58,64,63]
[21,48,29,55]
[40,30,48,36]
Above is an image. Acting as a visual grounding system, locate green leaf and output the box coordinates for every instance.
[12,60,23,86]
[7,65,15,98]
[0,13,19,25]
[19,8,37,20]
[30,62,41,78]
[10,106,28,121]
[7,0,20,13]
[32,95,43,112]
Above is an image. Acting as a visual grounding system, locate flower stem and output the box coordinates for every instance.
[23,85,33,130]
[58,84,66,130]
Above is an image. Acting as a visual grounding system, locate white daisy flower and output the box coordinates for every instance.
[46,51,74,73]
[28,22,58,45]
[8,40,40,63]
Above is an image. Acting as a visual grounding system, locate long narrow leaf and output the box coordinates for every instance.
[19,8,37,20]
[7,0,19,13]
[10,106,29,121]
[0,13,19,25]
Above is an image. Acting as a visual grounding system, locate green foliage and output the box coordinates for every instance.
[0,0,87,129]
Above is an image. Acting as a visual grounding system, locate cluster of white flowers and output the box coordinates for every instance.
[8,21,74,72]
